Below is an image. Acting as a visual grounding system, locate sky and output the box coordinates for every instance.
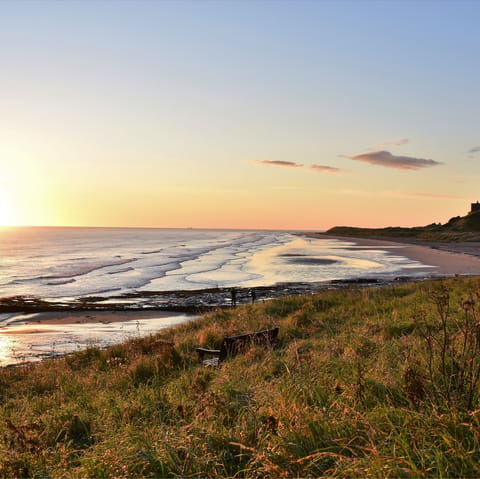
[0,0,479,230]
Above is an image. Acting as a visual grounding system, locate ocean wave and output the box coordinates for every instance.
[107,267,135,275]
[46,279,76,286]
[0,229,432,300]
[78,286,123,296]
[8,258,138,284]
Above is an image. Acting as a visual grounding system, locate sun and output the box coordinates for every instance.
[0,189,17,226]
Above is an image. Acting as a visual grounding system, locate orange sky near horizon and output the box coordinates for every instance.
[1,168,468,230]
[0,132,470,229]
[1,2,478,230]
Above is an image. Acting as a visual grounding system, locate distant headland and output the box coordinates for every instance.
[327,202,480,242]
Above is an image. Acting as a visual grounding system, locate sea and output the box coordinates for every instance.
[0,227,434,365]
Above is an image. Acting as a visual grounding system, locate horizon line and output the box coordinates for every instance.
[0,225,323,232]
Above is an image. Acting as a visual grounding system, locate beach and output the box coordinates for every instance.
[1,230,480,366]
[0,310,194,366]
[3,310,185,327]
[308,233,480,276]
[7,234,480,331]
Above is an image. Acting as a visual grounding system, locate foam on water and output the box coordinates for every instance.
[0,227,440,365]
[0,228,436,300]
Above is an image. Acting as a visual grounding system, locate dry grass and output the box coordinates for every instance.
[1,277,480,477]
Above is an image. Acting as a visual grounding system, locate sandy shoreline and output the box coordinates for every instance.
[3,234,480,329]
[309,233,480,276]
[0,311,195,366]
[5,310,184,328]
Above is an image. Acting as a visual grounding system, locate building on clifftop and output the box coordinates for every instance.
[471,201,480,214]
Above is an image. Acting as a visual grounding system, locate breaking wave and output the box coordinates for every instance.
[0,228,433,299]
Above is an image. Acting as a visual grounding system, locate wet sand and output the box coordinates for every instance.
[3,234,480,330]
[310,233,480,276]
[4,310,185,328]
[0,311,195,366]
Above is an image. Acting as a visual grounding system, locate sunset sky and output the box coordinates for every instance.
[1,0,479,230]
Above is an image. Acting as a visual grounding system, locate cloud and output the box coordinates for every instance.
[340,189,463,200]
[378,138,409,147]
[255,160,303,168]
[349,150,441,170]
[468,146,480,156]
[308,164,341,173]
[406,192,463,200]
[254,160,341,173]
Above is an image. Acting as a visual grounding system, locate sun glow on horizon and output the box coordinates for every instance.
[0,188,18,226]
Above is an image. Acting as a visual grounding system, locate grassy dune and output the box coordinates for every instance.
[327,225,480,242]
[2,277,480,477]
[327,210,480,241]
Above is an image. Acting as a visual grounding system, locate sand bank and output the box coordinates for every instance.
[311,234,480,276]
[0,311,195,366]
[6,310,184,327]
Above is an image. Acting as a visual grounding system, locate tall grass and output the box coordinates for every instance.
[1,277,480,477]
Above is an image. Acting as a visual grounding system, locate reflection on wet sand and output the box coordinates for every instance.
[0,312,195,367]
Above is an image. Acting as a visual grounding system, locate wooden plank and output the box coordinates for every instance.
[196,327,279,366]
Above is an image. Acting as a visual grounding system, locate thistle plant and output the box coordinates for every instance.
[414,285,480,410]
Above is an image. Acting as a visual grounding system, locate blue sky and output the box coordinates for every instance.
[0,0,479,228]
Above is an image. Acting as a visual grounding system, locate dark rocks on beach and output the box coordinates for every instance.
[0,285,316,314]
[330,278,379,284]
[0,276,433,315]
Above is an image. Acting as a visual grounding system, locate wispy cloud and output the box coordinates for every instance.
[340,189,463,200]
[468,146,480,156]
[253,160,342,173]
[349,150,441,170]
[308,164,341,173]
[254,160,304,168]
[407,192,463,200]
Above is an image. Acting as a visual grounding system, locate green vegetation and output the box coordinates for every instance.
[3,277,480,477]
[327,210,480,241]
